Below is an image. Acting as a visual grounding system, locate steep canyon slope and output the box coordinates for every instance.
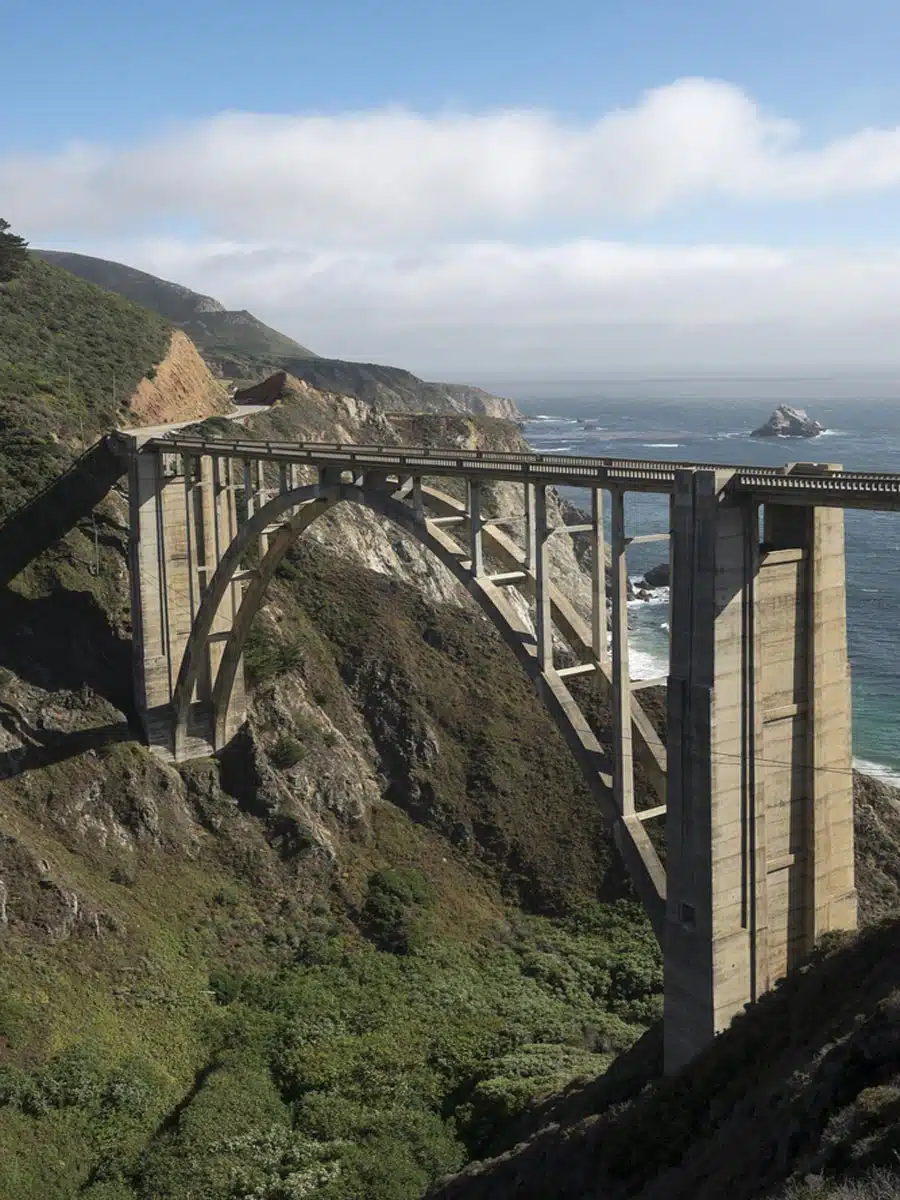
[3,256,900,1200]
[0,259,658,1198]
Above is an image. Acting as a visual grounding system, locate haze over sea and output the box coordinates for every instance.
[488,375,900,787]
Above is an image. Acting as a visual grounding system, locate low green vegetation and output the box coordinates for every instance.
[33,249,317,377]
[0,254,170,515]
[0,888,660,1199]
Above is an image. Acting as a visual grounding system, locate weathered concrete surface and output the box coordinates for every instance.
[665,470,855,1073]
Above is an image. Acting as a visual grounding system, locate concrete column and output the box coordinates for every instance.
[664,470,856,1074]
[591,488,608,666]
[534,483,552,670]
[610,489,634,815]
[468,479,484,576]
[412,477,425,523]
[524,481,537,573]
[129,448,196,754]
[807,506,856,940]
[199,455,242,725]
[665,469,755,1073]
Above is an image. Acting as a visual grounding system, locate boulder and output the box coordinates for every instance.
[642,562,670,588]
[751,405,825,438]
[233,371,288,406]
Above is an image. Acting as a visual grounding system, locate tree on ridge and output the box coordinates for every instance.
[0,218,28,283]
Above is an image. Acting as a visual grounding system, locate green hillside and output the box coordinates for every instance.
[0,290,659,1200]
[33,249,318,375]
[430,876,900,1200]
[32,249,523,418]
[4,237,900,1200]
[0,256,171,517]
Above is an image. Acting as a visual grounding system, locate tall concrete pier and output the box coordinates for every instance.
[664,468,855,1071]
[31,431,889,1071]
[127,445,247,756]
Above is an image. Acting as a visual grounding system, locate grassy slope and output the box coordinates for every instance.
[32,249,317,371]
[0,257,170,516]
[428,910,900,1200]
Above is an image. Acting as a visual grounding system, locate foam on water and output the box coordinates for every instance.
[853,757,900,788]
[629,645,666,680]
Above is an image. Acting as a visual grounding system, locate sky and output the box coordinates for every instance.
[5,0,900,378]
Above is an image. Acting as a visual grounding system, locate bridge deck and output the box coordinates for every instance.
[126,434,900,511]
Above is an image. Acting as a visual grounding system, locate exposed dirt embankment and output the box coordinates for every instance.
[126,330,231,426]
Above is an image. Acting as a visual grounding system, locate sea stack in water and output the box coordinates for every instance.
[751,405,825,438]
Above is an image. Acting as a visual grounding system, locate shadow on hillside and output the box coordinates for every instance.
[483,1021,664,1161]
[0,584,133,714]
[428,921,900,1200]
[0,706,133,779]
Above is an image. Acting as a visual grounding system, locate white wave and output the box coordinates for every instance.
[854,756,900,789]
[628,580,670,605]
[537,445,574,453]
[529,415,578,424]
[643,442,682,448]
[660,621,669,632]
[629,645,667,681]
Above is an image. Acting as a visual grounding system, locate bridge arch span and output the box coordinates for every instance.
[169,474,667,932]
[123,436,858,1071]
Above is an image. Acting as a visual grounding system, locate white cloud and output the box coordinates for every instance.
[94,237,900,374]
[6,78,900,241]
[13,77,900,373]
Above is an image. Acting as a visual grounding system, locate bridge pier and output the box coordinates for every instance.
[129,447,245,758]
[664,469,855,1073]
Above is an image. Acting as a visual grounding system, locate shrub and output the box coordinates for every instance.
[362,869,436,955]
[0,219,27,284]
[270,733,307,769]
[244,625,305,687]
[209,969,244,1006]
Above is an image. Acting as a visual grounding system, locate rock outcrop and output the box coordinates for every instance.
[750,405,825,438]
[642,562,670,588]
[232,370,289,406]
[281,356,524,421]
[126,330,231,426]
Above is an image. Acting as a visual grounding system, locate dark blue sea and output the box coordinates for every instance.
[488,376,900,785]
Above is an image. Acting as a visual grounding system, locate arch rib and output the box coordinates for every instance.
[170,481,336,759]
[174,478,665,935]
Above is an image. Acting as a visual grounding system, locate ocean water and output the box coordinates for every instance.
[495,378,900,786]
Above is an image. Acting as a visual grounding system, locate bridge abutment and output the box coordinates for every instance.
[664,469,855,1073]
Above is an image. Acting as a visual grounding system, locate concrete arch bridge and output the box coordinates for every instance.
[11,427,900,1070]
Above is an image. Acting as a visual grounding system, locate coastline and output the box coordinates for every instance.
[520,408,900,791]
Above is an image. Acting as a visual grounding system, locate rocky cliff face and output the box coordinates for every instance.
[126,330,231,426]
[280,356,524,421]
